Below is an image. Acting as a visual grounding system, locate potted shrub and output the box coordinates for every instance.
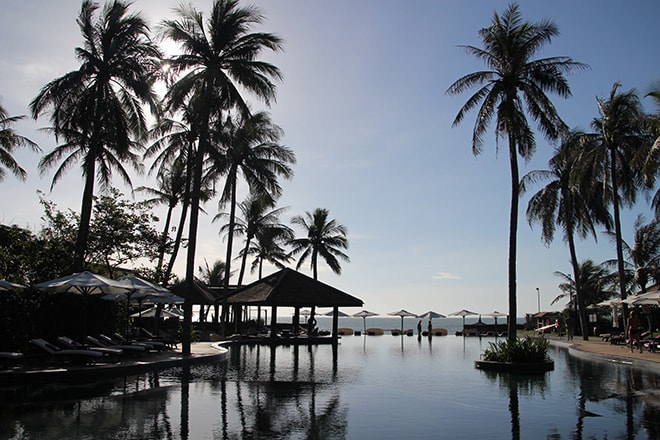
[475,336,554,373]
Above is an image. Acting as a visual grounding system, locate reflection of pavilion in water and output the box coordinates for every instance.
[219,344,346,438]
[1,343,346,439]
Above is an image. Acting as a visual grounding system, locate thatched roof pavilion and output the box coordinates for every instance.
[227,268,362,342]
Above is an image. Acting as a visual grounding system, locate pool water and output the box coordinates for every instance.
[1,335,659,439]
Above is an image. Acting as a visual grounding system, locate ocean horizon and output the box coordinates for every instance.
[275,315,526,335]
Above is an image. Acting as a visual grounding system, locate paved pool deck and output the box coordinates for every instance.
[0,342,228,383]
[547,334,660,374]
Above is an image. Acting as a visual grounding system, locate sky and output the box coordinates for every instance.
[1,0,659,318]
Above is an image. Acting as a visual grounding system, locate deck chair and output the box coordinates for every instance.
[106,333,163,352]
[138,328,177,349]
[31,338,103,364]
[85,335,146,354]
[114,332,166,351]
[0,351,24,368]
[57,336,123,362]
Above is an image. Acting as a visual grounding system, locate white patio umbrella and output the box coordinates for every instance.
[136,293,184,305]
[597,297,622,307]
[622,291,660,305]
[449,309,479,333]
[352,310,379,333]
[35,271,131,336]
[35,271,130,295]
[0,280,26,291]
[388,309,418,334]
[131,306,183,319]
[103,275,173,337]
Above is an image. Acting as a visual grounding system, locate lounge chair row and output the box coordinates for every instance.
[22,332,172,366]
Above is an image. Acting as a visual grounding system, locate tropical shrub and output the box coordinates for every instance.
[482,336,550,363]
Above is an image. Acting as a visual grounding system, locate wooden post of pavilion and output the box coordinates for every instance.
[332,305,339,343]
[270,305,278,340]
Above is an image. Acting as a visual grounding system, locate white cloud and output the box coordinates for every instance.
[432,272,461,280]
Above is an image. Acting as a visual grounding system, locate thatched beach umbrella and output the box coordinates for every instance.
[352,310,379,333]
[323,309,350,317]
[388,309,418,334]
[448,309,479,333]
[484,311,508,333]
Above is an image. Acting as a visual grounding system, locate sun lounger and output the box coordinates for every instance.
[85,335,146,354]
[57,336,123,361]
[136,328,176,349]
[366,328,384,336]
[98,334,156,352]
[0,351,24,368]
[31,338,103,364]
[112,332,165,351]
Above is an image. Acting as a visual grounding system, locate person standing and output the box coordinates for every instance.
[627,310,643,353]
[566,313,574,342]
[417,320,422,336]
[427,319,432,336]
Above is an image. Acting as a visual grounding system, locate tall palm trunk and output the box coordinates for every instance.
[507,133,519,342]
[237,236,252,286]
[610,148,629,317]
[163,143,194,285]
[155,202,175,283]
[74,152,97,271]
[221,167,239,336]
[183,108,210,355]
[566,223,589,339]
[74,93,105,271]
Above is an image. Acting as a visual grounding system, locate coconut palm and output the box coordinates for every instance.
[603,215,660,294]
[248,225,294,279]
[643,81,660,214]
[144,106,216,285]
[522,131,612,339]
[0,101,39,181]
[446,3,586,340]
[215,192,292,286]
[553,260,614,335]
[290,208,350,280]
[136,162,187,284]
[30,0,161,271]
[581,82,654,307]
[211,111,295,328]
[160,0,283,349]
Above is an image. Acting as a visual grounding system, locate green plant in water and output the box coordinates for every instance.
[482,336,550,363]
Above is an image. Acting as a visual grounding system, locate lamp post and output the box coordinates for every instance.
[536,287,540,313]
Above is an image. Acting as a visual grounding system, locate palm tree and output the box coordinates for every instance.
[553,260,614,336]
[522,131,612,339]
[0,101,39,181]
[30,0,161,271]
[581,82,654,309]
[136,163,187,284]
[215,192,292,286]
[290,208,350,280]
[197,259,230,322]
[160,0,283,351]
[603,215,660,294]
[211,111,295,330]
[248,225,294,279]
[643,81,660,214]
[290,207,349,329]
[446,3,586,340]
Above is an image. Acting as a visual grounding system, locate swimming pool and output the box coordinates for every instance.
[1,335,659,439]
